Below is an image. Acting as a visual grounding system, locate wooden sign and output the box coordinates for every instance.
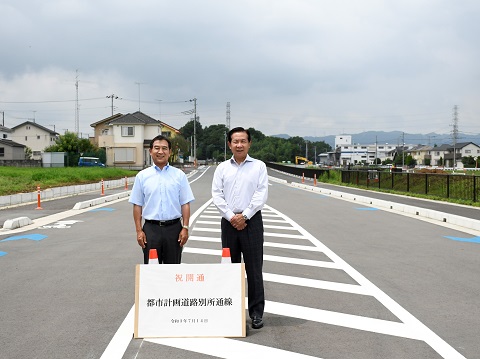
[134,263,245,338]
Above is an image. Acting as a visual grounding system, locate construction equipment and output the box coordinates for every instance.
[295,156,313,165]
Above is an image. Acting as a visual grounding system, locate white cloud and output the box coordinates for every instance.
[0,0,479,139]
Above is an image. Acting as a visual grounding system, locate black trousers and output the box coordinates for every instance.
[221,211,265,319]
[142,221,183,264]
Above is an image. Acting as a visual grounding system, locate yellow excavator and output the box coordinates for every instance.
[295,156,313,165]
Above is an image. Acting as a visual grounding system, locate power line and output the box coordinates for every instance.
[0,97,104,104]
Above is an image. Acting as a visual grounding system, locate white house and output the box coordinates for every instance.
[334,135,400,165]
[91,111,181,170]
[10,121,59,160]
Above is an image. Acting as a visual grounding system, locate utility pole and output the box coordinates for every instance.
[156,99,162,121]
[402,132,405,168]
[135,82,145,111]
[75,70,79,135]
[225,102,230,161]
[106,94,119,116]
[189,98,197,166]
[1,111,4,126]
[452,105,459,170]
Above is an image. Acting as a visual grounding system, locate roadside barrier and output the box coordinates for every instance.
[149,249,159,264]
[35,186,43,210]
[221,248,232,264]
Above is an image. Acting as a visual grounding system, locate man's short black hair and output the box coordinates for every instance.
[150,135,172,149]
[227,127,251,143]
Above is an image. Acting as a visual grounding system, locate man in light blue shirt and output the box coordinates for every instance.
[130,135,194,264]
[212,127,268,329]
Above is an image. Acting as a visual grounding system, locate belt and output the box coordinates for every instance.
[145,218,181,226]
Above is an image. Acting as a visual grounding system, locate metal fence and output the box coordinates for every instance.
[341,170,479,202]
[266,162,330,179]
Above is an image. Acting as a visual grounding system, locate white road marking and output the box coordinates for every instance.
[145,337,321,359]
[99,306,135,359]
[262,273,368,295]
[101,200,466,359]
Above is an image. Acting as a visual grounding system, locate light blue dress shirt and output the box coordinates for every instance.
[211,154,268,221]
[129,164,194,221]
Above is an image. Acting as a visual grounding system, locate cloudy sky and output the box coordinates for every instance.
[1,0,479,141]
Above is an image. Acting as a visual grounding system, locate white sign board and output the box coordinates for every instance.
[134,263,245,338]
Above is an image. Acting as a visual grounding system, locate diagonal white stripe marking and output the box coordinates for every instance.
[263,272,368,295]
[265,300,421,340]
[183,247,340,269]
[145,337,321,359]
[263,204,467,359]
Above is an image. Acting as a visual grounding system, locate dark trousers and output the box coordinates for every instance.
[142,221,183,264]
[221,211,265,319]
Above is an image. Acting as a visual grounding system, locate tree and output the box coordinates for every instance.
[202,124,229,161]
[169,135,189,163]
[24,146,32,160]
[461,156,477,168]
[179,118,204,158]
[45,132,100,166]
[404,155,417,167]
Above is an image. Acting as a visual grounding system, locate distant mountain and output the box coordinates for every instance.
[274,131,480,148]
[271,133,291,139]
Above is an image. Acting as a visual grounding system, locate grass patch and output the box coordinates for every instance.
[0,167,138,196]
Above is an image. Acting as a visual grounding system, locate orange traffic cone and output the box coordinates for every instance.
[221,248,231,264]
[149,249,159,264]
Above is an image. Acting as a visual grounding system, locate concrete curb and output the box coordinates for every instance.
[72,191,131,210]
[291,182,480,232]
[1,192,131,231]
[2,217,34,230]
[0,177,134,209]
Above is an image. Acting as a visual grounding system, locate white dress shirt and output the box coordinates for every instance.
[129,164,194,220]
[211,154,268,221]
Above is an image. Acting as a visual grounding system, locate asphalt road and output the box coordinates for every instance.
[0,166,479,359]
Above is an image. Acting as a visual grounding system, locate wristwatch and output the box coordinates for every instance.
[182,225,189,230]
[243,215,248,221]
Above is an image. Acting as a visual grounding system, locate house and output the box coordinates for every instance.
[0,138,27,161]
[90,111,182,170]
[0,125,12,140]
[429,144,450,166]
[443,142,480,168]
[10,121,59,160]
[407,145,434,166]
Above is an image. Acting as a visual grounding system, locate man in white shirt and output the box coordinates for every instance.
[211,127,268,329]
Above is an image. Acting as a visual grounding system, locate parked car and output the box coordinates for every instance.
[78,157,105,167]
